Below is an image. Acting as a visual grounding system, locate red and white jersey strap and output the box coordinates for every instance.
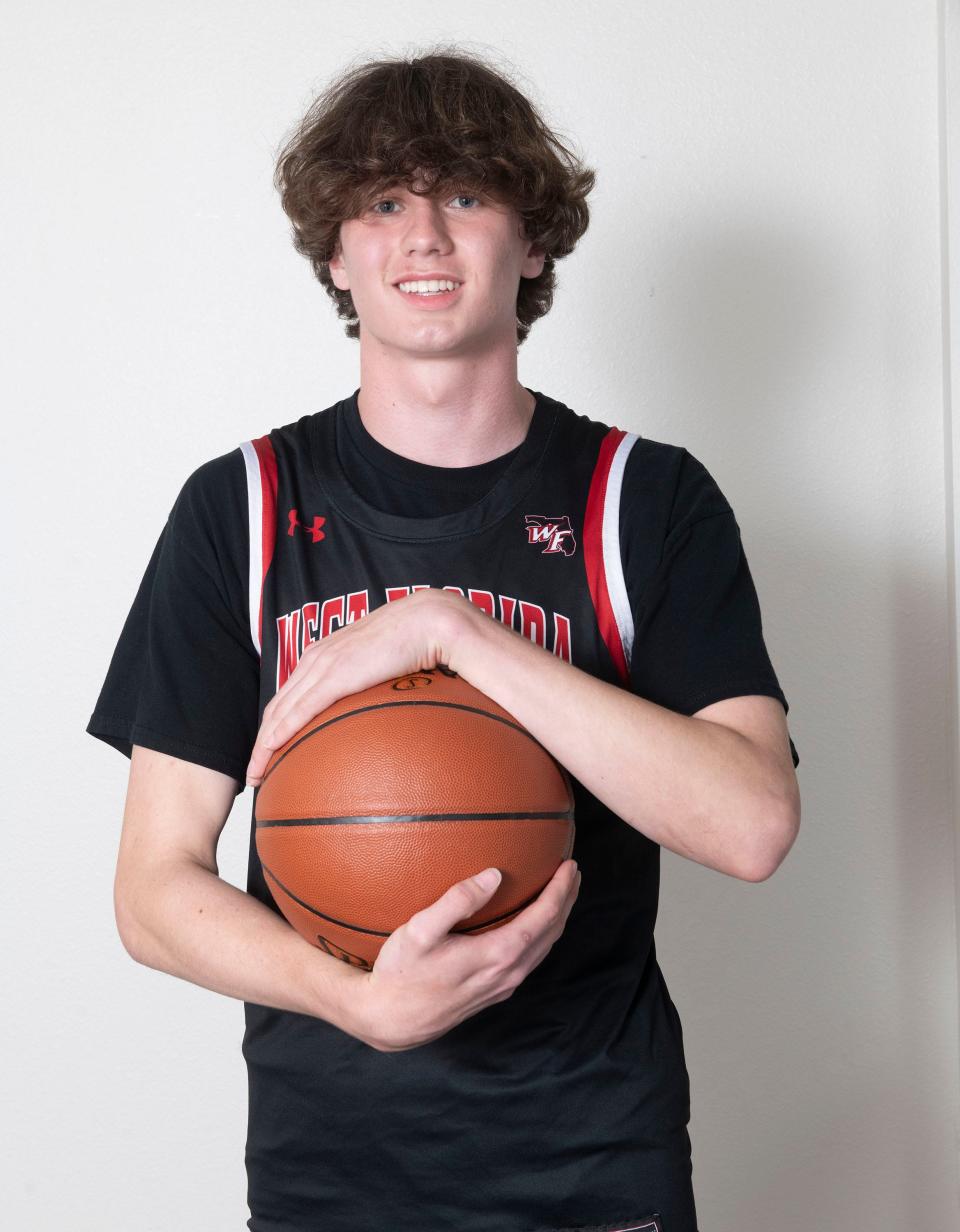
[239,436,278,658]
[583,426,641,684]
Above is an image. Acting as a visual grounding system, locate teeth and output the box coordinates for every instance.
[398,279,461,294]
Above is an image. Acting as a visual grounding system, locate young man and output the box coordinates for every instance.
[87,48,800,1232]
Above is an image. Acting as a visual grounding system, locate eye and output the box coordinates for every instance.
[367,192,481,217]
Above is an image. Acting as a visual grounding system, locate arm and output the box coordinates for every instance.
[114,745,369,1032]
[117,742,580,1055]
[446,599,800,883]
[244,589,800,884]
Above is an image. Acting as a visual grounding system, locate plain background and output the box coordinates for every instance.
[3,1,959,1228]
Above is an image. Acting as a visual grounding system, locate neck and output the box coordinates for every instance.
[355,352,535,468]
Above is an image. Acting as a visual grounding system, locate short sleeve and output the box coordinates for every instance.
[85,449,260,791]
[624,447,799,769]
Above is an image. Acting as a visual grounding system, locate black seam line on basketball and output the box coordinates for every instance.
[260,860,541,936]
[259,700,544,788]
[256,809,575,829]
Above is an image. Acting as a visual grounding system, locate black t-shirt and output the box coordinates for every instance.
[87,388,797,1232]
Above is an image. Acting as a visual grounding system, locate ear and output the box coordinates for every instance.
[521,241,547,280]
[328,237,349,291]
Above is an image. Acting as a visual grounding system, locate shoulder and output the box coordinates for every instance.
[171,399,340,528]
[176,407,314,507]
[621,436,733,531]
[542,394,733,526]
[172,447,248,527]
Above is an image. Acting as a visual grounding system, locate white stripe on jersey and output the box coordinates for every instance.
[239,440,263,656]
[602,432,641,673]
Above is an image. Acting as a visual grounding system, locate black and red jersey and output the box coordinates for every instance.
[88,386,797,1232]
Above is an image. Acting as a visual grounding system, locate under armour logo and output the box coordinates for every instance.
[287,508,326,543]
[525,514,577,557]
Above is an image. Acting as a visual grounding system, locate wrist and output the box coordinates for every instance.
[441,592,491,679]
[346,969,402,1052]
[311,952,376,1041]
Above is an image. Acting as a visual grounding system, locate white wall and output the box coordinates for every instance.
[3,1,957,1228]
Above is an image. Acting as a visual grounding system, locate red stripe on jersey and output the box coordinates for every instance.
[583,426,629,684]
[251,435,278,653]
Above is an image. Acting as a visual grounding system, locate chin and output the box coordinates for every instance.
[388,326,474,355]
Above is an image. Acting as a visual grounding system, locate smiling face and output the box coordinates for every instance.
[328,180,546,358]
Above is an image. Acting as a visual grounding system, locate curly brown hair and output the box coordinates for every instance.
[272,45,595,346]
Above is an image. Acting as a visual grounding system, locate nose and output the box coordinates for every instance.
[402,196,454,257]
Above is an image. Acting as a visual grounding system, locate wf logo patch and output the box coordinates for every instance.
[287,508,326,543]
[525,514,577,557]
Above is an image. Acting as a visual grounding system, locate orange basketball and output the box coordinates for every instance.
[254,665,575,971]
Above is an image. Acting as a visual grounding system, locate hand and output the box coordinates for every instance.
[351,858,582,1053]
[245,588,461,787]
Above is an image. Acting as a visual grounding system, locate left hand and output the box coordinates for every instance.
[244,588,463,787]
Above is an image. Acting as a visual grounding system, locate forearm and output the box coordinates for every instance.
[447,605,788,881]
[117,859,369,1035]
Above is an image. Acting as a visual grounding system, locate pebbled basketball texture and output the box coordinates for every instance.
[254,665,576,971]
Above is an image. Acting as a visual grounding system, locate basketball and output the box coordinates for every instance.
[253,665,576,971]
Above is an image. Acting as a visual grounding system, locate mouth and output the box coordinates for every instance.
[393,278,463,308]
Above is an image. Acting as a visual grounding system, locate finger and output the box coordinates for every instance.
[493,862,580,985]
[243,657,309,784]
[567,867,582,912]
[245,705,320,784]
[496,860,578,945]
[245,716,304,786]
[259,686,329,758]
[256,628,393,764]
[256,645,326,737]
[404,868,503,951]
[245,732,283,787]
[246,661,341,785]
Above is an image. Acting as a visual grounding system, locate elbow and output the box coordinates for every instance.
[739,794,801,883]
[114,874,148,964]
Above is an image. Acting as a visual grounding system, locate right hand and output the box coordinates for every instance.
[353,859,581,1053]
